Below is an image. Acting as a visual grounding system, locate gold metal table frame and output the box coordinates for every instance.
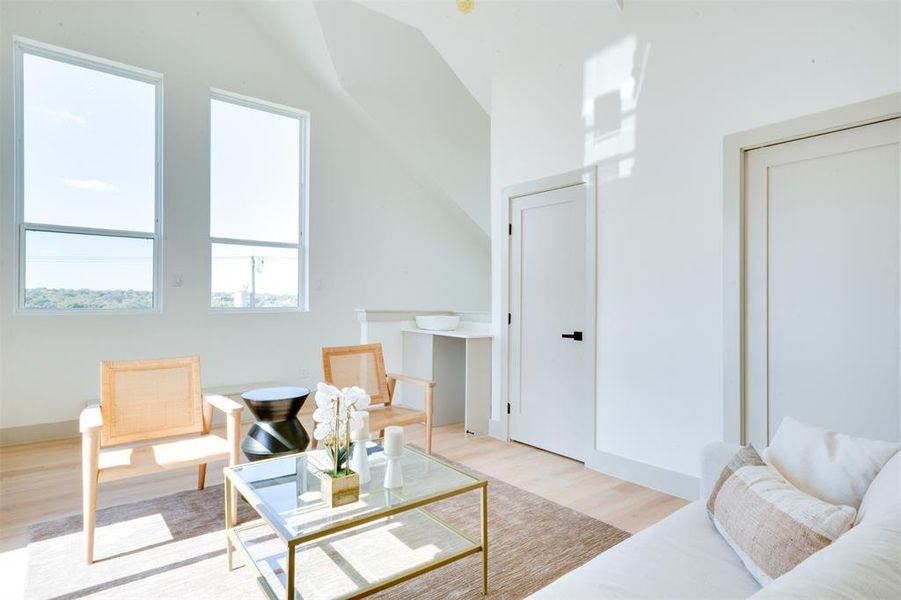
[224,445,488,599]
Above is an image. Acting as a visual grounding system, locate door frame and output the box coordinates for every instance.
[500,166,598,456]
[723,93,901,444]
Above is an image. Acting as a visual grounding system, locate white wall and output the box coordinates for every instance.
[313,0,491,234]
[0,1,489,432]
[490,1,900,488]
[239,1,492,237]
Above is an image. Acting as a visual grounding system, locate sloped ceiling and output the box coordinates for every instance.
[240,0,491,236]
[364,0,620,113]
[240,0,621,238]
[314,1,490,235]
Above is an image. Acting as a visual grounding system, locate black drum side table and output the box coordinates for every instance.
[240,386,311,461]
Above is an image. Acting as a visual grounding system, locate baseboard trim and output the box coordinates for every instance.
[585,449,699,500]
[0,410,262,447]
[488,418,507,441]
[0,420,80,446]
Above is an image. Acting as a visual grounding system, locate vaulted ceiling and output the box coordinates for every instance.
[363,0,621,113]
[240,0,620,239]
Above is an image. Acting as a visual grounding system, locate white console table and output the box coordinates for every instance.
[401,328,492,437]
[356,309,492,438]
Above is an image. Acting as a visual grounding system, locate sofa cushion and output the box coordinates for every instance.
[707,446,856,586]
[857,449,901,528]
[529,502,761,599]
[763,417,901,508]
[749,521,901,599]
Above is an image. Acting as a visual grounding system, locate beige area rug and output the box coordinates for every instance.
[25,459,628,600]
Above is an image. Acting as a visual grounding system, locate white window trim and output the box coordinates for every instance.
[13,37,164,315]
[208,88,310,313]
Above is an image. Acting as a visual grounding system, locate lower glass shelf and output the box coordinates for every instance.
[230,508,481,600]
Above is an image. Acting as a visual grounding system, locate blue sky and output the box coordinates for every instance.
[24,53,300,297]
[24,53,156,232]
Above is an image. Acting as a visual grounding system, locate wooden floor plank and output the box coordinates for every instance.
[0,422,688,558]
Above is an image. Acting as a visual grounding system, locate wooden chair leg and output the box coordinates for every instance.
[424,386,434,455]
[82,431,100,565]
[197,464,207,490]
[226,412,241,526]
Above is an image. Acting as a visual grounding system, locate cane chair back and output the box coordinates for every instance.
[321,344,391,405]
[100,356,203,446]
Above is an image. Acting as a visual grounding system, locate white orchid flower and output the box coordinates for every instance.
[313,422,331,441]
[315,382,341,409]
[313,407,334,424]
[342,386,371,410]
[317,381,340,395]
[314,382,368,473]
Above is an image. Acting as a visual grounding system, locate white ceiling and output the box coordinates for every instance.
[240,0,496,234]
[238,0,622,235]
[243,1,622,115]
[363,0,622,112]
[313,0,491,231]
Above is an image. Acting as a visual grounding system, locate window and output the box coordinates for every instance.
[15,39,161,311]
[209,90,308,310]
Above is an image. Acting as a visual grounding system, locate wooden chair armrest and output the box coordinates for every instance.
[386,373,436,388]
[204,394,244,415]
[207,394,243,468]
[80,405,103,433]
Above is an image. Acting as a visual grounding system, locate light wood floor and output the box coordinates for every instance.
[0,421,687,558]
[405,424,689,533]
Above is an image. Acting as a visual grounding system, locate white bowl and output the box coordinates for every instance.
[415,315,460,331]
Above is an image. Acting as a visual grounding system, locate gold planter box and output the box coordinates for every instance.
[320,471,360,507]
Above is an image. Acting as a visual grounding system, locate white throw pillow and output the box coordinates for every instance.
[707,446,857,586]
[763,417,901,508]
[857,450,901,528]
[751,448,901,599]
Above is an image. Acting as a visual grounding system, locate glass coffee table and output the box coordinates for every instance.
[224,443,488,599]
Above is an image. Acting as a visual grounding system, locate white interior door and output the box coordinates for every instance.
[509,181,595,460]
[745,118,901,447]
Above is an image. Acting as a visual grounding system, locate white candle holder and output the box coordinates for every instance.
[384,454,404,489]
[350,439,371,484]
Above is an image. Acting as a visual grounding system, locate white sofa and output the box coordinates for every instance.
[532,440,901,599]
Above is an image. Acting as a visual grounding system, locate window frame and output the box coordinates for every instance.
[208,88,310,313]
[13,37,164,315]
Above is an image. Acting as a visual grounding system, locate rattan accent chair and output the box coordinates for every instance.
[79,356,243,564]
[320,343,436,454]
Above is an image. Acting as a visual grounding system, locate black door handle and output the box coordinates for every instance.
[561,331,583,341]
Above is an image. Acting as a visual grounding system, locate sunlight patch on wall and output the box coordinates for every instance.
[582,35,649,179]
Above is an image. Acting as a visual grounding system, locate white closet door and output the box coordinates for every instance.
[509,183,594,460]
[745,118,901,447]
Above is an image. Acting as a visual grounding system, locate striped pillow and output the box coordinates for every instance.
[706,446,857,585]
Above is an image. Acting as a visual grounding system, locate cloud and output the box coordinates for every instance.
[64,179,119,193]
[33,107,87,125]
